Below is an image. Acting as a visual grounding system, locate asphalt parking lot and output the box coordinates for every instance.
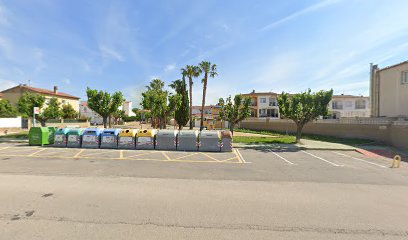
[0,142,407,185]
[1,142,408,239]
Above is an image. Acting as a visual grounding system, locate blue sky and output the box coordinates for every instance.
[1,0,408,107]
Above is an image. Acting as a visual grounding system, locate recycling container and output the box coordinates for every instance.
[67,128,85,148]
[81,128,103,149]
[53,128,70,147]
[28,127,50,146]
[136,129,156,150]
[100,128,121,149]
[118,129,138,149]
[155,130,178,151]
[177,130,199,151]
[199,130,221,152]
[220,130,233,152]
[47,127,57,144]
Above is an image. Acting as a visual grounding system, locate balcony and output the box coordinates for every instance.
[269,102,277,107]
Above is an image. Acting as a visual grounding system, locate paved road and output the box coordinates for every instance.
[1,143,408,239]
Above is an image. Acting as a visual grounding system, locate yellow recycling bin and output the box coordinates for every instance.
[136,129,157,150]
[118,129,138,149]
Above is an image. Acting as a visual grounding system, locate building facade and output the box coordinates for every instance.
[241,91,280,118]
[329,95,370,118]
[1,84,80,111]
[370,61,408,118]
[121,101,136,116]
[79,101,103,125]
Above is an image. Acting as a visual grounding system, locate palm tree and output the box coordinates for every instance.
[181,65,201,129]
[198,61,217,130]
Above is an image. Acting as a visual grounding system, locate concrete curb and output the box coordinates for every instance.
[233,143,357,151]
[0,139,29,143]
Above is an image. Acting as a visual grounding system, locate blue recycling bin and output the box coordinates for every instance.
[100,128,121,149]
[53,128,70,147]
[81,128,103,149]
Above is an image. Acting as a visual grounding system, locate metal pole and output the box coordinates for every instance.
[33,107,36,127]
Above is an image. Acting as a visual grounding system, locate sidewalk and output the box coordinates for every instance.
[233,138,357,151]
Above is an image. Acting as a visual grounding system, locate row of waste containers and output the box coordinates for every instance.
[28,127,233,152]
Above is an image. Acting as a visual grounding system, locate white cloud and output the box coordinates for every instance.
[164,64,176,72]
[99,45,124,62]
[261,0,341,31]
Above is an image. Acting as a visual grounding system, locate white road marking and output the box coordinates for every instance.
[269,150,295,165]
[301,150,343,167]
[333,151,387,168]
[236,149,250,163]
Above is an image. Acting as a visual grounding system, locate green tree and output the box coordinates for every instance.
[198,61,217,129]
[218,94,251,135]
[170,76,189,130]
[61,103,78,119]
[131,107,139,116]
[86,87,124,128]
[181,65,201,129]
[278,89,333,143]
[141,79,178,129]
[17,92,46,117]
[0,99,18,118]
[35,98,61,126]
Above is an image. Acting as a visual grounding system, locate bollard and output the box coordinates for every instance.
[391,155,401,168]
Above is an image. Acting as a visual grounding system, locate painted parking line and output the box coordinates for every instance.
[301,150,343,167]
[200,152,221,162]
[0,146,242,164]
[235,149,248,163]
[27,148,47,156]
[124,151,155,159]
[269,150,295,165]
[174,152,199,160]
[333,151,387,168]
[161,151,172,161]
[73,149,85,158]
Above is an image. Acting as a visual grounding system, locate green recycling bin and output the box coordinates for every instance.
[48,127,57,144]
[28,127,50,146]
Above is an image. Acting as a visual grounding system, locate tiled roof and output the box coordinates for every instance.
[378,60,408,72]
[1,85,80,99]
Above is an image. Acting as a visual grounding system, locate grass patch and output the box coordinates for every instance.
[0,132,29,139]
[235,128,374,145]
[233,136,296,144]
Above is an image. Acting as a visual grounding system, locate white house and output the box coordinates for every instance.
[328,95,370,118]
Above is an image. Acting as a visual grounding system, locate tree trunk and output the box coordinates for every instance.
[189,77,193,130]
[296,123,304,143]
[229,123,235,136]
[103,116,108,128]
[200,75,207,130]
[108,115,111,128]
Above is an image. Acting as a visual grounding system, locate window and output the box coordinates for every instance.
[332,101,343,110]
[260,98,266,103]
[269,98,277,106]
[355,99,366,109]
[402,71,408,84]
[345,101,352,108]
[259,109,266,117]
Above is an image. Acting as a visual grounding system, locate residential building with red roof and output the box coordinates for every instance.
[1,84,80,112]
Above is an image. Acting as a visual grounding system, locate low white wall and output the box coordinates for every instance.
[0,117,22,128]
